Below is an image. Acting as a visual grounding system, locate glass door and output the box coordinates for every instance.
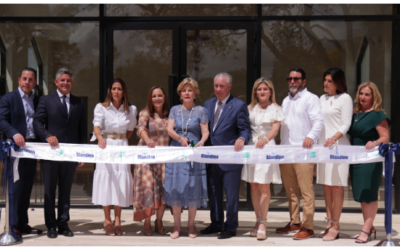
[107,22,256,209]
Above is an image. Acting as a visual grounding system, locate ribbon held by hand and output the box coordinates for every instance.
[0,140,20,239]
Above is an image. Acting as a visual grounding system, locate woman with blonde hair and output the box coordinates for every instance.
[163,77,209,239]
[347,81,390,243]
[241,77,284,240]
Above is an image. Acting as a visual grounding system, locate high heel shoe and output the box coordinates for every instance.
[318,217,332,238]
[103,222,115,236]
[155,219,167,235]
[250,218,259,237]
[113,221,123,236]
[143,219,152,236]
[370,226,377,240]
[355,230,371,243]
[322,218,339,241]
[256,218,267,241]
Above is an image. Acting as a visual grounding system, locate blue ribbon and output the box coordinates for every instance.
[0,140,20,239]
[378,142,400,237]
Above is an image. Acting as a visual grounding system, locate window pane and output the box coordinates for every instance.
[107,4,256,16]
[0,4,99,17]
[261,20,392,209]
[262,4,393,16]
[0,22,99,205]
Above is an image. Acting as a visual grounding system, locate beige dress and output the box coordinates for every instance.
[317,93,353,186]
[241,103,284,184]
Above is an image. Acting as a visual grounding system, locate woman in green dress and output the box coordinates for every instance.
[347,81,390,243]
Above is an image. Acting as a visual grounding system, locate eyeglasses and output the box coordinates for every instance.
[286,77,303,82]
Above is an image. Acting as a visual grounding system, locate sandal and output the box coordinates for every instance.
[322,218,339,241]
[355,230,371,243]
[370,226,377,240]
[256,218,267,241]
[250,218,259,237]
[318,217,332,238]
[155,219,167,235]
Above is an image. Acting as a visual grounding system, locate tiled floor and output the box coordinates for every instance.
[1,208,399,246]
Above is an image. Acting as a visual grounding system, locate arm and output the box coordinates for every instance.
[94,126,106,149]
[195,122,209,147]
[167,118,188,147]
[234,102,251,151]
[303,95,324,148]
[0,95,20,138]
[33,96,57,146]
[365,119,389,150]
[136,110,155,148]
[79,99,88,144]
[256,121,281,149]
[0,96,26,147]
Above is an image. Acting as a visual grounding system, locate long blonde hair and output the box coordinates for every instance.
[353,81,385,114]
[248,77,277,110]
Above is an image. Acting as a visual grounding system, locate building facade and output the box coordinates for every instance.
[0,4,399,212]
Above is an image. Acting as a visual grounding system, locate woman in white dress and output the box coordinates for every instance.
[91,78,137,236]
[317,68,352,241]
[242,78,284,240]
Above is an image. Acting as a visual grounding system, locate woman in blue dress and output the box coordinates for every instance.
[163,77,209,239]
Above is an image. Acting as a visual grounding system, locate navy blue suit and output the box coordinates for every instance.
[204,95,251,232]
[0,89,39,226]
[33,91,87,229]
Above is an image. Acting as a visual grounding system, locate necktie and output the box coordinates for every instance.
[62,95,68,118]
[213,101,223,129]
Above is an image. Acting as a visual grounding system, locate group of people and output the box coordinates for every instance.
[0,66,390,244]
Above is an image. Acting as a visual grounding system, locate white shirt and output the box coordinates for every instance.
[91,102,137,141]
[317,93,353,144]
[280,88,324,145]
[56,89,70,113]
[213,93,230,130]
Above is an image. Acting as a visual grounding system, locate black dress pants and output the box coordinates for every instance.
[41,160,77,229]
[12,158,37,226]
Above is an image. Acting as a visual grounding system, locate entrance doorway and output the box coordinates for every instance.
[106,22,256,209]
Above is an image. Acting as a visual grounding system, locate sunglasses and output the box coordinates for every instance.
[286,77,303,82]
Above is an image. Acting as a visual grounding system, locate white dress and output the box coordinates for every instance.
[317,93,353,186]
[91,103,137,207]
[241,103,284,184]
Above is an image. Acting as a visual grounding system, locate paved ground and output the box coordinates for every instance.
[1,208,399,246]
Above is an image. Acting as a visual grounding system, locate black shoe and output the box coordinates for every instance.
[200,225,223,234]
[16,224,43,235]
[218,230,236,239]
[58,227,74,237]
[47,228,58,238]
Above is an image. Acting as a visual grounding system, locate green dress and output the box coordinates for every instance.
[348,110,390,203]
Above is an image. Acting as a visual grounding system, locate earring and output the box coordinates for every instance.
[180,97,183,103]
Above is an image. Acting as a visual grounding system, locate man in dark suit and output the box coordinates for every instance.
[33,68,87,239]
[201,72,251,239]
[0,67,42,236]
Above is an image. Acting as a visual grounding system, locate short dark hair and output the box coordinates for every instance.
[288,68,306,79]
[20,67,37,79]
[323,68,347,94]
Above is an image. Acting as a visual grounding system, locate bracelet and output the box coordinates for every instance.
[264,137,269,144]
[178,136,181,144]
[374,141,379,146]
[198,141,204,145]
[333,135,338,141]
[94,133,102,139]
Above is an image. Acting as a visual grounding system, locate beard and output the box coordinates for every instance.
[289,83,303,94]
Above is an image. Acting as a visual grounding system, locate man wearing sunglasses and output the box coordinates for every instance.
[276,68,323,240]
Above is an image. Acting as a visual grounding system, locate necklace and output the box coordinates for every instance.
[354,112,359,122]
[181,104,195,135]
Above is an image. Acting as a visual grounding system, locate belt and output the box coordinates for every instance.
[25,139,36,142]
[103,132,126,140]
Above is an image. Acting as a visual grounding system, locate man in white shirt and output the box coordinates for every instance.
[276,68,323,240]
